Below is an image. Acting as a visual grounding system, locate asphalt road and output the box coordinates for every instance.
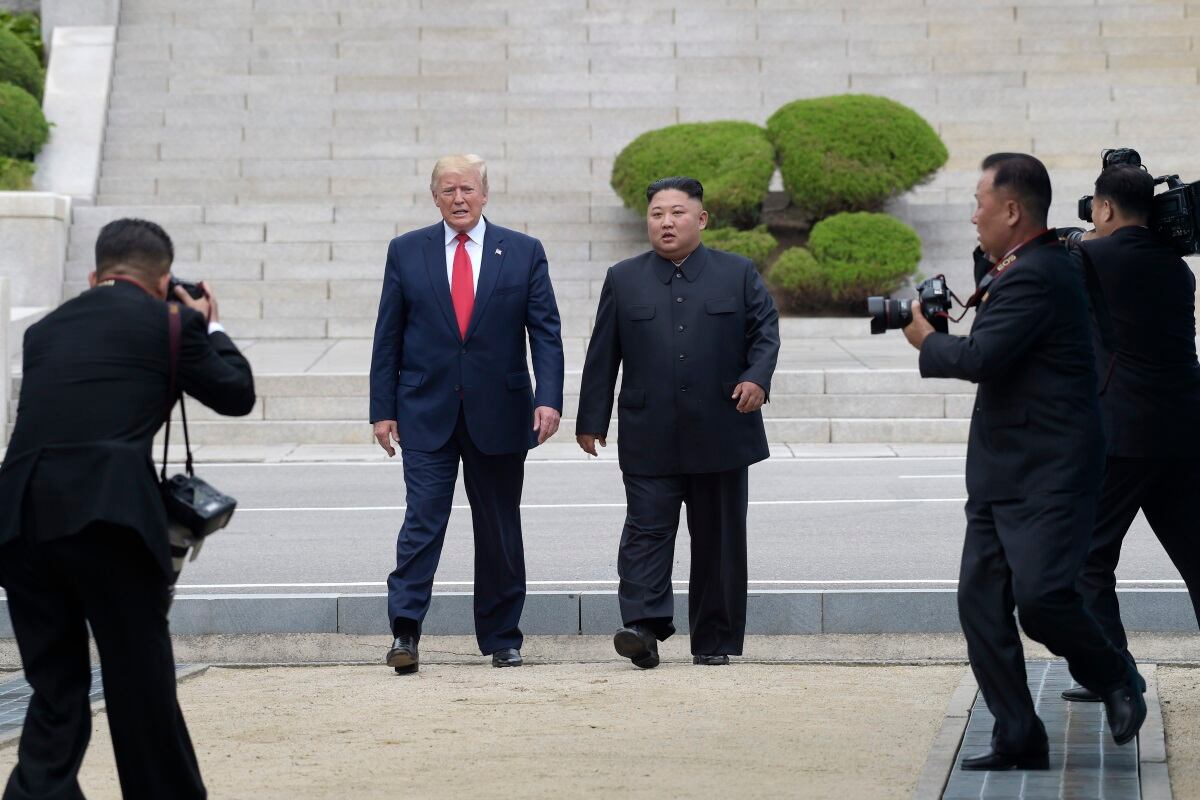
[169,456,1185,594]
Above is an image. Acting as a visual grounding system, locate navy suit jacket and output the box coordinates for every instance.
[369,218,564,454]
[919,233,1105,501]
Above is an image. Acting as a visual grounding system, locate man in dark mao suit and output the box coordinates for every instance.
[370,154,564,673]
[0,218,255,799]
[1062,165,1200,702]
[904,153,1144,770]
[576,176,780,668]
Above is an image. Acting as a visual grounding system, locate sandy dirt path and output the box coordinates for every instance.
[0,663,961,799]
[1158,666,1200,799]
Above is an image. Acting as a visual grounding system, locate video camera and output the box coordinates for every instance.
[1077,148,1200,256]
[867,276,952,335]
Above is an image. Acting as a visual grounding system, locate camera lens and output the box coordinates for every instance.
[867,296,912,334]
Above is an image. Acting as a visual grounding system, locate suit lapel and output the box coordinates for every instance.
[464,221,505,342]
[422,223,460,339]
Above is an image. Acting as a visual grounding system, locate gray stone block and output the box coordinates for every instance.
[580,591,689,635]
[822,590,961,634]
[746,592,822,635]
[1116,590,1199,632]
[169,594,337,635]
[0,598,9,638]
[336,593,387,635]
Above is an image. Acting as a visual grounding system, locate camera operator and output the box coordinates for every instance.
[902,153,1144,770]
[0,219,254,798]
[1061,165,1200,703]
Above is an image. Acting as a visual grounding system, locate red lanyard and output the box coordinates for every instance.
[965,229,1059,309]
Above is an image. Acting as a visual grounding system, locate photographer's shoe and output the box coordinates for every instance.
[614,625,659,669]
[386,634,419,675]
[692,654,730,666]
[1103,681,1147,746]
[1061,686,1101,702]
[961,749,1049,771]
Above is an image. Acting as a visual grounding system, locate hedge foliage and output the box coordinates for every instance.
[0,26,43,101]
[0,82,49,159]
[611,121,775,229]
[767,94,947,218]
[0,154,33,189]
[0,12,43,66]
[769,212,921,312]
[701,225,778,270]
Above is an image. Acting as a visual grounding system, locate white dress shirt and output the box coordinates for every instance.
[443,218,485,294]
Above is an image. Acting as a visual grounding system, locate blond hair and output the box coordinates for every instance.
[430,154,488,192]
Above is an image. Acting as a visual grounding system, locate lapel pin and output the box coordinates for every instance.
[495,248,503,256]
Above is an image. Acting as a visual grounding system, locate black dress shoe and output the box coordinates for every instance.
[961,749,1049,771]
[692,654,730,665]
[491,648,523,668]
[386,634,419,675]
[613,625,659,669]
[1062,686,1101,702]
[1103,682,1147,746]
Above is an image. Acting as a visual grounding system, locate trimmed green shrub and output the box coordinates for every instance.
[769,212,921,312]
[0,154,33,189]
[0,27,43,101]
[0,12,43,66]
[611,121,775,229]
[701,225,778,270]
[767,94,947,218]
[0,83,49,159]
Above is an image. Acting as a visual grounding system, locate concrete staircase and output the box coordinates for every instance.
[21,0,1200,446]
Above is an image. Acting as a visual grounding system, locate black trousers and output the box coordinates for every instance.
[387,408,527,654]
[0,524,205,800]
[1078,457,1200,656]
[618,468,748,656]
[958,492,1131,754]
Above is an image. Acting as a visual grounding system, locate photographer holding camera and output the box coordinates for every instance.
[0,219,254,799]
[1061,164,1200,703]
[902,153,1144,770]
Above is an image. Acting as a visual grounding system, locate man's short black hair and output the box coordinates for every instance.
[1094,164,1154,223]
[981,153,1052,226]
[94,218,174,280]
[646,176,704,204]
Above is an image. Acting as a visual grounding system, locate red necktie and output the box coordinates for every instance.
[450,232,474,339]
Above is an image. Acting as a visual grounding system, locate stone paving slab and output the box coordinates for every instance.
[942,661,1141,800]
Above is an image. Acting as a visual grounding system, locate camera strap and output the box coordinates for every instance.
[161,303,195,482]
[964,229,1059,310]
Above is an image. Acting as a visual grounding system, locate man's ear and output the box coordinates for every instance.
[156,272,171,300]
[87,271,98,288]
[1006,198,1022,228]
[698,209,708,230]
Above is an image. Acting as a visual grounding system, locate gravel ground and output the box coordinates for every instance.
[0,663,962,800]
[1157,666,1200,800]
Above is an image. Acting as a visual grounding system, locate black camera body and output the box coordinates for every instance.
[1078,148,1200,256]
[168,276,206,301]
[867,276,952,335]
[161,472,237,539]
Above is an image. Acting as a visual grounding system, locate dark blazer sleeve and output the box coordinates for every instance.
[525,239,565,412]
[369,238,405,423]
[919,264,1054,383]
[176,308,256,416]
[738,262,780,396]
[575,270,621,436]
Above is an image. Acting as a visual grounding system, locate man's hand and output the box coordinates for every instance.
[576,433,606,457]
[174,280,219,323]
[373,420,400,457]
[902,300,936,351]
[533,406,561,444]
[732,381,766,413]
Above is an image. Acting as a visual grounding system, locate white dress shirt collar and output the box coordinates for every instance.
[444,217,486,247]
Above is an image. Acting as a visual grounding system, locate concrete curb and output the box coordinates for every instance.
[4,589,1194,638]
[1141,664,1173,800]
[911,669,977,800]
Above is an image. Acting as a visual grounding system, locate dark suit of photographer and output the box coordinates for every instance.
[1064,166,1200,702]
[904,154,1143,769]
[0,219,254,800]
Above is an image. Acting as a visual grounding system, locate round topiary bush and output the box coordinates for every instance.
[611,121,775,229]
[701,225,778,270]
[768,212,921,313]
[0,82,49,159]
[0,27,43,101]
[0,154,34,189]
[767,94,947,219]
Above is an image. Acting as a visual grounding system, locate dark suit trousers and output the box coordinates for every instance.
[0,524,205,800]
[387,408,527,654]
[1078,457,1200,656]
[618,468,748,656]
[958,492,1130,754]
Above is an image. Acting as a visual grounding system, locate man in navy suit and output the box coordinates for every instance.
[370,154,564,673]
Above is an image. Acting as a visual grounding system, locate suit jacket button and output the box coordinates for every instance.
[680,385,688,392]
[677,324,685,332]
[461,348,467,355]
[454,384,461,392]
[675,297,683,303]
